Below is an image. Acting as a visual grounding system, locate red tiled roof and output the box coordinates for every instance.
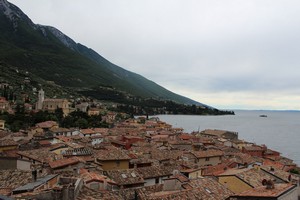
[95,148,131,161]
[0,139,18,147]
[236,183,295,197]
[80,129,96,135]
[0,98,8,103]
[192,150,224,158]
[49,157,80,169]
[93,128,109,134]
[243,145,264,151]
[36,121,58,128]
[201,129,229,136]
[80,168,116,185]
[38,140,51,146]
[171,174,189,182]
[106,169,144,186]
[17,148,57,163]
[179,134,194,140]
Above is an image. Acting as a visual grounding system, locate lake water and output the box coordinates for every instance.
[154,110,300,166]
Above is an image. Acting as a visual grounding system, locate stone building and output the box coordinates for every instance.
[36,89,70,116]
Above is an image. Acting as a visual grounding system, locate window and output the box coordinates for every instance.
[205,157,210,161]
[155,178,159,184]
[116,160,120,167]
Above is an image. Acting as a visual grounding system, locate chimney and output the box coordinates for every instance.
[265,180,275,189]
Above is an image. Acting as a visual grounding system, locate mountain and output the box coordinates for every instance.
[0,0,207,107]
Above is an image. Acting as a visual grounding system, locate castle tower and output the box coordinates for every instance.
[36,89,44,110]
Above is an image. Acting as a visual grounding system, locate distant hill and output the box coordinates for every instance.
[0,0,208,107]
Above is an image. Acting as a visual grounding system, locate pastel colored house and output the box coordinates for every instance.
[185,150,224,166]
[95,148,131,170]
[0,139,18,152]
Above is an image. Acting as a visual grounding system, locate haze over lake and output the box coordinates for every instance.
[155,110,300,165]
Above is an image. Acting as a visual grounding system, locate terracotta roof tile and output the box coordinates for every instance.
[76,186,124,199]
[49,157,80,169]
[192,150,224,158]
[94,148,131,161]
[17,148,57,163]
[106,169,144,186]
[0,139,18,147]
[80,169,116,185]
[0,169,32,191]
[135,166,174,179]
[80,129,96,135]
[35,121,58,129]
[137,177,233,200]
[236,183,296,197]
[219,168,276,188]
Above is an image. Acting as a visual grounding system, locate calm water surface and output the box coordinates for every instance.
[154,110,300,165]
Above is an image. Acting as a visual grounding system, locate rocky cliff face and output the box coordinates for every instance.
[43,26,79,51]
[0,0,35,29]
[0,0,79,51]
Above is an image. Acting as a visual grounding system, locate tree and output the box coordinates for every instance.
[10,120,23,132]
[75,118,88,129]
[33,111,48,123]
[15,103,25,114]
[55,107,64,124]
[61,115,74,128]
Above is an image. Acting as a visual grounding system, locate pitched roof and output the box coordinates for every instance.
[106,169,144,186]
[12,174,58,193]
[150,149,183,161]
[235,183,296,198]
[0,169,32,190]
[243,145,264,151]
[49,157,80,169]
[261,166,299,183]
[80,129,96,135]
[201,129,230,136]
[80,169,116,185]
[35,121,58,129]
[62,148,92,156]
[76,186,124,199]
[93,128,109,135]
[137,177,233,200]
[17,148,57,163]
[95,148,131,161]
[219,168,275,188]
[191,150,224,158]
[50,127,70,133]
[135,166,174,179]
[0,139,18,147]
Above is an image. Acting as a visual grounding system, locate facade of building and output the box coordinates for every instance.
[0,120,5,130]
[36,89,70,116]
[0,97,11,113]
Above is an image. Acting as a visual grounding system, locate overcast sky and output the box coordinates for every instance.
[8,0,300,110]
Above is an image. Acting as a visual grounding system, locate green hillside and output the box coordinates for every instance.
[0,0,213,108]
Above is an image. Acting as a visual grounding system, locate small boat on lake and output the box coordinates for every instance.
[259,114,267,117]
